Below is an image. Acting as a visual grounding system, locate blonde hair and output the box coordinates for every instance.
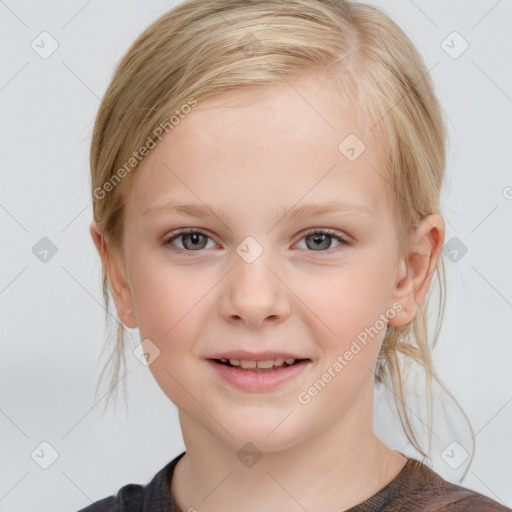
[90,0,473,465]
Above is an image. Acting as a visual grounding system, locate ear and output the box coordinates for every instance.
[89,221,138,328]
[387,214,445,327]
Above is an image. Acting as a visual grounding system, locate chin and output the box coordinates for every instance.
[214,418,309,454]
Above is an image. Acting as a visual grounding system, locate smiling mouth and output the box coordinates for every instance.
[211,358,309,372]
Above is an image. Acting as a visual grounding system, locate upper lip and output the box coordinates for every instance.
[208,350,310,361]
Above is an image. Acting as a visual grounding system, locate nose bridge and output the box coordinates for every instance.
[219,239,291,327]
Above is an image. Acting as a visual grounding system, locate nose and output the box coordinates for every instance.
[218,252,292,329]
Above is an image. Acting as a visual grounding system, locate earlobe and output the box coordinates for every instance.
[388,214,445,327]
[89,221,138,329]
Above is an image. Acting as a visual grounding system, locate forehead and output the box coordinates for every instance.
[128,74,393,221]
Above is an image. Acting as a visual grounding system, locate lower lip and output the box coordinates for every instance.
[207,360,310,392]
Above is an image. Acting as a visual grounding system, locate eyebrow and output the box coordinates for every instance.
[142,200,374,223]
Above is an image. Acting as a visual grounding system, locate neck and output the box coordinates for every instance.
[171,384,407,512]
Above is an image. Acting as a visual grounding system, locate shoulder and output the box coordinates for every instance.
[75,451,186,512]
[76,483,144,512]
[445,493,512,511]
[393,458,511,511]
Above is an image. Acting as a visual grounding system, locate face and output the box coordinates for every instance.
[99,74,437,453]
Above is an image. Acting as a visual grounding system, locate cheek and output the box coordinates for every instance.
[293,264,391,409]
[127,242,213,327]
[127,255,212,405]
[294,255,395,342]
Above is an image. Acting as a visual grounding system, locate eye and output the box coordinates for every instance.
[163,229,217,251]
[162,228,350,253]
[295,228,350,252]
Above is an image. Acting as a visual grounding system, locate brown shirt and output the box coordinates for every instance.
[78,451,511,511]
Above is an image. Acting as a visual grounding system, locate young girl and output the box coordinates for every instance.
[80,0,510,510]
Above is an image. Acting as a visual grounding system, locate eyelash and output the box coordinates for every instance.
[162,227,351,254]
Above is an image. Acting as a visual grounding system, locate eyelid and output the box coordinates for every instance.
[162,228,218,250]
[293,227,352,254]
[163,227,212,241]
[297,227,351,244]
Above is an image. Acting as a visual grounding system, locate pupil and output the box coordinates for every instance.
[184,233,206,250]
[307,233,330,250]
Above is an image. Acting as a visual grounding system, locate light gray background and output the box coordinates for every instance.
[1,0,511,510]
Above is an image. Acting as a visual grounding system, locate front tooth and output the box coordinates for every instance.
[256,359,275,369]
[229,359,240,366]
[240,360,257,369]
[284,357,296,365]
[273,358,285,366]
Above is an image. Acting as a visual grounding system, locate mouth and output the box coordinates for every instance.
[209,357,310,372]
[207,356,312,391]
